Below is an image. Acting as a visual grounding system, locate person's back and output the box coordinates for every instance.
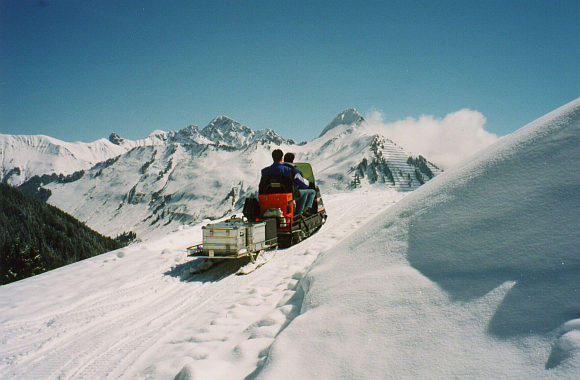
[261,149,293,178]
[261,162,293,177]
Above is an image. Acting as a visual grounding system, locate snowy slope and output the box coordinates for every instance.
[253,98,580,378]
[0,190,405,379]
[45,142,278,240]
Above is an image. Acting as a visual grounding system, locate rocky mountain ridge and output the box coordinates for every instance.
[1,117,294,186]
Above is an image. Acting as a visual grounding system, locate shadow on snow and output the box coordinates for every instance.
[164,257,251,283]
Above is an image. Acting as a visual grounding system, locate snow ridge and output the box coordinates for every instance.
[200,116,295,147]
[254,97,580,379]
[1,117,293,186]
[0,134,128,186]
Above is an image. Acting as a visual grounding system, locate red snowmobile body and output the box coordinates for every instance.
[257,163,327,247]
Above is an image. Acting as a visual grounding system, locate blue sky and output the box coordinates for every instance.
[1,0,578,143]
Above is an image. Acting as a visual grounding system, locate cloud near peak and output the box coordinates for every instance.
[362,109,500,169]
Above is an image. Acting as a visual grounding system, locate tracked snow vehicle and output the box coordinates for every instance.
[256,162,327,247]
[187,162,327,266]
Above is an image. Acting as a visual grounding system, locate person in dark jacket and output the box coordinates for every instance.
[283,152,316,215]
[261,149,293,177]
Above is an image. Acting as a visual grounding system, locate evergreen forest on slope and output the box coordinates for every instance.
[0,183,125,285]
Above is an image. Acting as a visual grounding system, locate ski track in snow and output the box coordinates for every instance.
[0,190,402,380]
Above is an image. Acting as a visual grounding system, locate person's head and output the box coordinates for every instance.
[272,149,283,163]
[283,152,295,163]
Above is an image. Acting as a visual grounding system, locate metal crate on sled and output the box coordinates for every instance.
[187,217,277,262]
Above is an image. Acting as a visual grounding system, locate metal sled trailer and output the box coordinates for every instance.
[186,239,277,262]
[187,217,277,262]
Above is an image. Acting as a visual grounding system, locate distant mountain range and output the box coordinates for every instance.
[0,116,295,187]
[1,109,441,240]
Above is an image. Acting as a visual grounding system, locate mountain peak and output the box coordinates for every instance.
[203,116,246,131]
[199,116,294,147]
[319,108,365,137]
[200,116,252,145]
[109,133,124,145]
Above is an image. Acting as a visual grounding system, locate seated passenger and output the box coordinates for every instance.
[261,149,293,178]
[283,152,316,216]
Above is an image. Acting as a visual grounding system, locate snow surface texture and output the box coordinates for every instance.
[253,98,580,379]
[0,190,404,379]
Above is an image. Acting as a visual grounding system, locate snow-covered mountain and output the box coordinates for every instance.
[296,112,440,191]
[113,116,296,149]
[12,110,440,240]
[0,134,129,186]
[1,99,578,379]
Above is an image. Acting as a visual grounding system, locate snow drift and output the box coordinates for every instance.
[254,98,580,379]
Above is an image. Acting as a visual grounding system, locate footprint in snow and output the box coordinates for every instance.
[188,330,229,343]
[231,337,273,361]
[240,297,263,307]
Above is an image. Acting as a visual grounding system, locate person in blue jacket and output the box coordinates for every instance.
[261,149,316,216]
[283,152,316,216]
[261,149,293,177]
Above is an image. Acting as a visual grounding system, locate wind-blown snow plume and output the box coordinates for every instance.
[363,109,499,169]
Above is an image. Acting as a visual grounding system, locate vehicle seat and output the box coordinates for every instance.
[259,175,294,195]
[258,174,296,226]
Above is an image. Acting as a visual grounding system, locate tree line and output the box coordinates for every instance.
[0,183,130,285]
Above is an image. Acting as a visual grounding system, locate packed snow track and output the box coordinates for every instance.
[0,190,402,380]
